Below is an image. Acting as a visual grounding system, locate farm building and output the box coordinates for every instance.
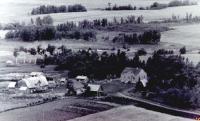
[18,73,48,93]
[29,72,44,77]
[66,80,86,95]
[87,84,104,97]
[76,75,89,83]
[7,82,17,89]
[15,52,44,64]
[120,67,148,87]
[6,60,15,67]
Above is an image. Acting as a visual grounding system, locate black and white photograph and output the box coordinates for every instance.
[0,0,200,121]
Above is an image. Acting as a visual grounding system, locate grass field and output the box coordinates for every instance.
[0,0,199,24]
[0,97,114,121]
[69,105,194,121]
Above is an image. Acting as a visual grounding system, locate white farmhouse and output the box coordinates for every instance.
[120,67,148,87]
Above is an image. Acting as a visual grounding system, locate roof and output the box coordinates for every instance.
[19,75,48,89]
[6,60,15,66]
[140,79,148,87]
[121,67,143,75]
[88,84,103,92]
[8,82,16,88]
[70,80,84,90]
[30,72,44,77]
[6,60,14,64]
[76,76,88,80]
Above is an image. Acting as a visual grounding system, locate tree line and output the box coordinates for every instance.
[31,4,87,15]
[5,15,144,42]
[112,30,161,44]
[57,15,144,31]
[105,4,136,10]
[150,0,197,10]
[5,16,96,41]
[105,0,197,11]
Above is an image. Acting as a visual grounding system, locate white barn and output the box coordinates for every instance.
[18,73,48,93]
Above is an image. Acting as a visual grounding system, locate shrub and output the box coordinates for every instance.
[136,48,147,56]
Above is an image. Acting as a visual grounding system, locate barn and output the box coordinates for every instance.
[18,73,48,93]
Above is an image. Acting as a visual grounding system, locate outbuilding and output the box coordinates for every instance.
[66,80,86,95]
[87,84,104,97]
[76,75,89,83]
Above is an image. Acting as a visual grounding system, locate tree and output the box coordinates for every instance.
[42,15,54,25]
[13,49,19,64]
[180,46,186,54]
[29,48,37,55]
[46,44,56,55]
[36,17,43,26]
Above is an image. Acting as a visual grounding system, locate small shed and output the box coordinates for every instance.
[87,84,104,97]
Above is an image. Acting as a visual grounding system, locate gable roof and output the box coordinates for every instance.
[88,84,103,92]
[76,76,88,80]
[121,67,143,75]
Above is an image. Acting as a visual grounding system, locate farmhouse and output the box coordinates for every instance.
[18,72,48,93]
[120,67,148,87]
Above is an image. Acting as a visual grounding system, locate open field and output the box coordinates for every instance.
[162,23,200,48]
[69,105,193,121]
[0,0,199,24]
[0,97,114,121]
